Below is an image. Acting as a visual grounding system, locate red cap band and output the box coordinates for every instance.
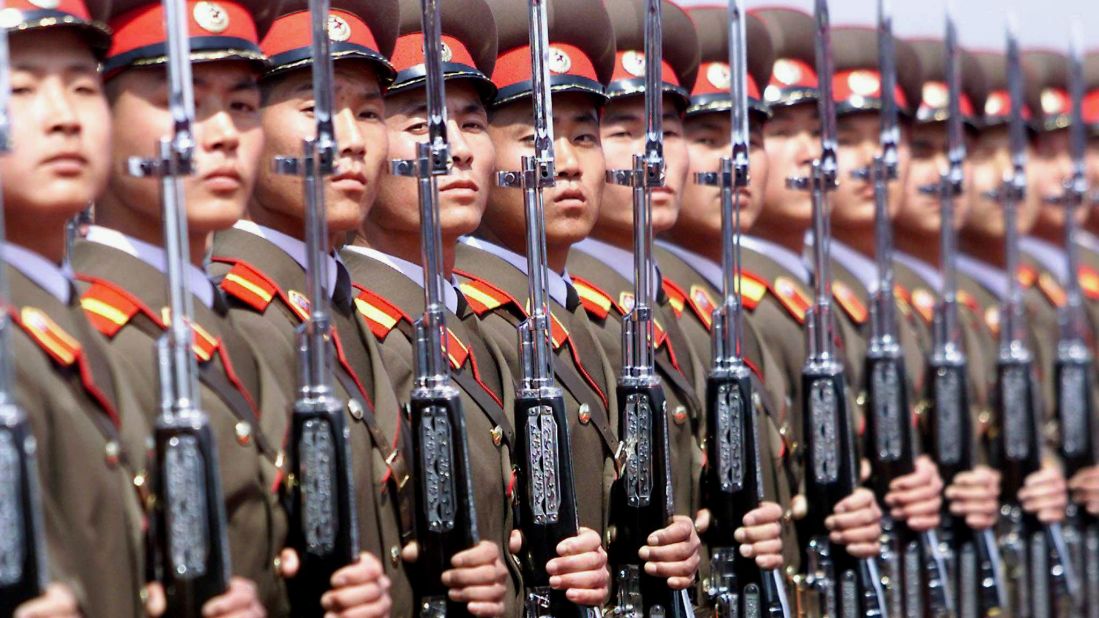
[768,57,817,90]
[831,69,909,110]
[107,0,259,62]
[610,50,680,87]
[9,0,92,20]
[492,43,598,91]
[1084,89,1099,125]
[983,89,1033,121]
[261,9,378,58]
[1040,87,1070,117]
[691,61,761,101]
[918,81,974,118]
[391,32,476,72]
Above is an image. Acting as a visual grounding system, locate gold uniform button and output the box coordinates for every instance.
[348,399,365,421]
[104,440,120,466]
[856,390,868,407]
[390,545,401,567]
[779,423,790,437]
[235,421,252,446]
[578,404,592,425]
[673,405,688,425]
[490,425,504,447]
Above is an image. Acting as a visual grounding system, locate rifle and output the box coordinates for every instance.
[692,1,788,615]
[785,1,886,615]
[494,3,594,617]
[992,20,1079,618]
[128,0,232,613]
[390,1,479,615]
[604,2,692,616]
[1047,26,1098,618]
[0,6,49,613]
[274,0,360,613]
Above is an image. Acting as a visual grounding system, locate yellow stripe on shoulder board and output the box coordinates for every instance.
[224,272,274,303]
[575,283,612,312]
[81,296,130,326]
[354,297,398,331]
[737,276,767,305]
[459,283,503,312]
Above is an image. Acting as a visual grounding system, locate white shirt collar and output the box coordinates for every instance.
[573,237,660,286]
[1020,236,1067,283]
[233,220,339,299]
[459,236,572,307]
[3,244,72,304]
[343,245,459,314]
[957,254,1008,300]
[84,225,215,309]
[894,250,944,292]
[829,239,880,293]
[741,235,811,284]
[1078,230,1099,255]
[656,240,725,292]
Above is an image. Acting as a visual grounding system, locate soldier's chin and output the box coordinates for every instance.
[185,199,247,234]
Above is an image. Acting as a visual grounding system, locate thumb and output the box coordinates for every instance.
[279,548,300,579]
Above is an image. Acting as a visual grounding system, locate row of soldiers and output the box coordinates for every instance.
[5,0,1099,614]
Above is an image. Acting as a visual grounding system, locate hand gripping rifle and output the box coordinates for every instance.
[389,1,479,615]
[273,0,360,613]
[917,10,1006,617]
[126,0,232,613]
[494,3,595,618]
[991,21,1079,618]
[785,1,886,614]
[692,1,789,616]
[0,7,49,614]
[1045,27,1098,617]
[605,2,692,616]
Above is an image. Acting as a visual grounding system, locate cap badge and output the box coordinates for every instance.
[923,82,948,109]
[848,70,880,97]
[194,1,229,34]
[328,15,351,42]
[440,41,453,63]
[622,50,646,78]
[773,59,802,86]
[1042,89,1066,115]
[707,62,731,90]
[985,92,1005,116]
[27,0,61,9]
[548,46,572,74]
[0,8,21,28]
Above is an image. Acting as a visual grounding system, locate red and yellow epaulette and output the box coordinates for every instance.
[911,288,936,324]
[957,289,981,314]
[686,285,716,330]
[984,306,1000,337]
[1017,264,1038,288]
[159,309,220,363]
[79,276,156,338]
[662,278,688,318]
[893,284,913,318]
[454,271,524,318]
[769,276,811,324]
[214,258,311,322]
[738,271,767,311]
[571,275,623,320]
[832,280,867,324]
[14,307,81,367]
[1037,272,1067,308]
[352,285,412,341]
[1079,266,1099,301]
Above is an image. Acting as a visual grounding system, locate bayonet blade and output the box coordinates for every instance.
[814,0,837,184]
[529,0,556,178]
[644,0,664,186]
[422,0,450,171]
[1006,17,1027,184]
[1068,26,1086,197]
[729,0,749,173]
[877,0,898,171]
[944,2,965,190]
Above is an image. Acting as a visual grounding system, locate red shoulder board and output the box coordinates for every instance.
[832,280,868,324]
[662,278,687,318]
[352,285,412,341]
[1079,266,1099,301]
[769,276,810,324]
[571,275,622,320]
[78,276,163,338]
[738,271,768,311]
[956,290,980,314]
[1017,264,1038,288]
[15,307,81,367]
[1037,272,1067,308]
[453,270,524,318]
[686,285,716,330]
[911,288,936,324]
[215,259,278,314]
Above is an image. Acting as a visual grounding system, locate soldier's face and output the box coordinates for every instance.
[832,112,906,232]
[964,127,1011,238]
[1087,135,1099,228]
[253,64,387,240]
[599,94,688,236]
[372,81,493,239]
[1030,128,1082,235]
[106,62,264,236]
[2,30,110,230]
[486,92,604,252]
[895,121,968,239]
[760,103,819,227]
[678,112,767,240]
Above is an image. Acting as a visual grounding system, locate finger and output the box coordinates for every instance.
[401,542,419,563]
[145,582,167,617]
[555,530,601,558]
[735,522,783,544]
[741,538,784,559]
[331,598,393,618]
[451,542,499,569]
[546,550,606,577]
[743,503,783,527]
[845,541,881,559]
[834,490,874,513]
[826,506,877,531]
[640,539,698,563]
[321,582,387,612]
[644,556,700,579]
[565,585,609,606]
[831,523,882,546]
[331,556,384,588]
[448,582,507,603]
[509,530,523,555]
[465,601,505,617]
[646,518,692,546]
[550,568,610,593]
[442,564,503,589]
[667,576,697,590]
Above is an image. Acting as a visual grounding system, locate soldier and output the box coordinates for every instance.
[68,0,287,613]
[1,2,148,615]
[204,0,410,614]
[451,0,617,605]
[955,49,1070,528]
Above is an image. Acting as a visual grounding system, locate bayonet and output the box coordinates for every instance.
[693,1,788,615]
[786,1,886,615]
[273,0,360,613]
[605,2,691,616]
[494,2,592,616]
[0,3,49,612]
[390,1,479,615]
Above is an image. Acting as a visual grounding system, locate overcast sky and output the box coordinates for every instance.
[676,0,1099,52]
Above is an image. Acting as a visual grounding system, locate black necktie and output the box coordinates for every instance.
[565,281,581,312]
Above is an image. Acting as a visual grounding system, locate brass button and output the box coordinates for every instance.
[104,440,120,466]
[779,423,790,437]
[348,399,364,421]
[672,405,688,425]
[856,390,868,407]
[235,421,252,446]
[390,545,401,567]
[490,425,503,447]
[605,525,616,546]
[578,404,591,425]
[274,450,286,471]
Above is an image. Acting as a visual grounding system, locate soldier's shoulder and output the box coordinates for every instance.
[453,268,527,320]
[351,284,414,341]
[570,274,626,322]
[75,274,163,338]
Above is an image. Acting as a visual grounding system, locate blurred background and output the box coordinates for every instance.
[675,0,1099,51]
